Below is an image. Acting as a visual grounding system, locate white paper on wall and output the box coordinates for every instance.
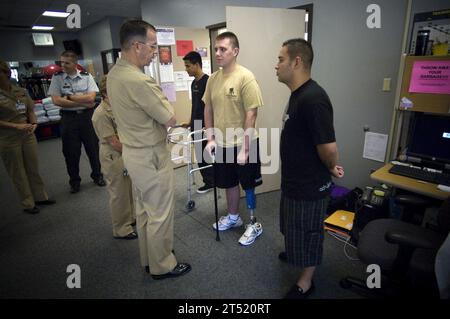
[363,132,388,162]
[156,27,175,45]
[159,64,174,82]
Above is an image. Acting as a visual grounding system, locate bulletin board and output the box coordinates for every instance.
[156,26,211,124]
[155,26,210,172]
[399,55,450,114]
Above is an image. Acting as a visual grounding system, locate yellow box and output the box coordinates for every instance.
[432,43,449,56]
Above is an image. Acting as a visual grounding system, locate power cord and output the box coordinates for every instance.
[326,231,360,261]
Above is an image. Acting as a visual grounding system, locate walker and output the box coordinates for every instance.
[167,126,221,241]
[167,125,220,241]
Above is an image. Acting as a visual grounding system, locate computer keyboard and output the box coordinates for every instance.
[389,164,450,186]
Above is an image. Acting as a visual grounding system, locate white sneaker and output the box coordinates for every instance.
[212,214,243,231]
[238,222,263,246]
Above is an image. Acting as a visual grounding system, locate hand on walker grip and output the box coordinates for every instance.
[205,140,217,157]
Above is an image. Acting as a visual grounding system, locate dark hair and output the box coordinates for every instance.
[282,38,314,70]
[183,51,202,68]
[216,31,239,49]
[120,19,156,49]
[61,50,78,62]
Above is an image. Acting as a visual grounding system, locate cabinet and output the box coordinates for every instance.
[388,54,450,162]
[399,55,450,114]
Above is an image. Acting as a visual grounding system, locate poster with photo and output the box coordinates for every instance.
[158,46,172,65]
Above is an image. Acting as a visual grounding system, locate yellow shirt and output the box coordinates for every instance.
[107,58,174,148]
[203,64,263,147]
[0,85,34,142]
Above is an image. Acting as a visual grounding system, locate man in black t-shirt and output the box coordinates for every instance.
[276,39,344,299]
[182,51,213,193]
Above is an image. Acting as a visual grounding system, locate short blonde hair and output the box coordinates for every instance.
[99,75,107,98]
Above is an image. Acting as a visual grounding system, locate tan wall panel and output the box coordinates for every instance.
[226,6,305,194]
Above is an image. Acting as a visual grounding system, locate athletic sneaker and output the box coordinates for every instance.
[196,184,213,194]
[238,222,263,246]
[212,214,243,231]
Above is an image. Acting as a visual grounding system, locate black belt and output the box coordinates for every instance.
[61,108,92,114]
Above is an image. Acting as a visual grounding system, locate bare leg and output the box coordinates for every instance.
[297,266,315,291]
[226,185,240,215]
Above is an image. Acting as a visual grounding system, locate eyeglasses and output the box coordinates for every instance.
[136,41,158,50]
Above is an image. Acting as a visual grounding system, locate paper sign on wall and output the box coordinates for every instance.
[159,64,174,82]
[409,60,450,95]
[176,40,193,56]
[196,47,208,57]
[156,27,175,45]
[363,132,388,162]
[202,60,211,75]
[161,82,176,102]
[173,71,191,91]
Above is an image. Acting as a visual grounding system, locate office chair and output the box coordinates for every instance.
[394,194,433,225]
[340,195,450,298]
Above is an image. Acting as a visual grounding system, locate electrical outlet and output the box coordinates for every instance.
[382,78,391,91]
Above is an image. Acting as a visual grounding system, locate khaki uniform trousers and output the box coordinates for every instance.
[99,145,135,237]
[122,142,177,275]
[0,133,48,209]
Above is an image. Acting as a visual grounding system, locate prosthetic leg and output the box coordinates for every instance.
[245,188,257,224]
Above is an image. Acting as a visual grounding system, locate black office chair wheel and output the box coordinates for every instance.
[340,278,352,289]
[186,200,195,212]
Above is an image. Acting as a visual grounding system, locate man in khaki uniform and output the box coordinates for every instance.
[92,75,136,239]
[107,19,191,279]
[0,60,55,214]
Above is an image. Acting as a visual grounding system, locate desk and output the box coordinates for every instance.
[371,164,449,200]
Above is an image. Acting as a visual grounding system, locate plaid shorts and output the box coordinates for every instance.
[280,193,329,268]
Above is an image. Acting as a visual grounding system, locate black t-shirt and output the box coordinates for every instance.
[280,79,336,200]
[190,74,209,132]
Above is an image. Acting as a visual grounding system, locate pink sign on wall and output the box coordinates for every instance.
[409,60,450,95]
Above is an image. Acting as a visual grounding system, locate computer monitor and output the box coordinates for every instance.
[407,112,450,165]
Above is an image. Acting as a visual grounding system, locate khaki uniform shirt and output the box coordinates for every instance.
[0,85,34,143]
[92,100,118,153]
[107,58,174,148]
[202,64,263,147]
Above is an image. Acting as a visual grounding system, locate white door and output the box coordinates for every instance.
[226,6,306,194]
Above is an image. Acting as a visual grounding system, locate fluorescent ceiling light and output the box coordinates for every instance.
[42,11,70,18]
[32,26,54,30]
